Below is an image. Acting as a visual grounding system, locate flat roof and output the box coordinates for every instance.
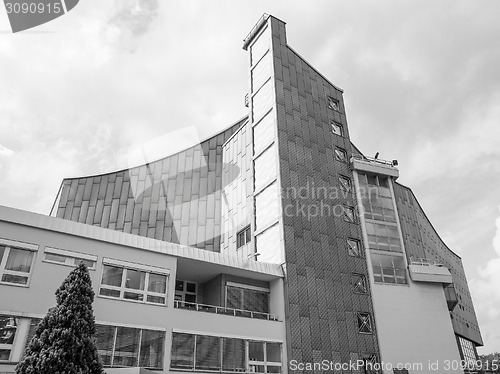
[0,205,283,279]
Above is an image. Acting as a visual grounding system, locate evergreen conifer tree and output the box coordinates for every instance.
[16,262,104,374]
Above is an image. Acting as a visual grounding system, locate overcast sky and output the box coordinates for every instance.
[1,0,499,354]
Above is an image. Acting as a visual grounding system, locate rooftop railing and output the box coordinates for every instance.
[173,300,279,321]
[410,257,444,267]
[351,154,397,167]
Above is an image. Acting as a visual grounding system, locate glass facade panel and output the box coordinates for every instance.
[255,182,279,230]
[254,145,277,192]
[253,80,273,122]
[250,28,269,66]
[171,333,195,369]
[195,335,221,371]
[124,269,145,290]
[222,338,246,372]
[252,52,271,93]
[370,252,407,284]
[249,341,265,361]
[253,111,275,155]
[113,326,140,367]
[365,222,402,252]
[5,248,34,273]
[148,273,167,294]
[255,224,281,264]
[139,330,164,369]
[101,265,123,287]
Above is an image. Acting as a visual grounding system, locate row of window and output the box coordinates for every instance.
[170,332,282,373]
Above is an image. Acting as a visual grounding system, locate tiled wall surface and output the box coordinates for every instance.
[393,182,483,346]
[261,16,380,366]
[54,120,245,252]
[221,121,254,257]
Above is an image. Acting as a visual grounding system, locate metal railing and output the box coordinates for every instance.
[173,300,279,321]
[351,154,397,167]
[410,257,444,267]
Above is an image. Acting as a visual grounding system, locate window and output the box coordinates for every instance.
[331,121,343,136]
[334,148,347,162]
[255,182,279,231]
[254,144,277,192]
[365,222,401,252]
[171,332,282,373]
[356,312,373,334]
[95,324,164,369]
[226,283,270,314]
[99,259,168,305]
[347,239,361,257]
[43,247,97,270]
[351,274,367,294]
[371,252,407,285]
[343,205,356,223]
[175,280,197,304]
[339,175,351,192]
[459,336,477,369]
[0,242,36,286]
[0,315,19,362]
[393,369,409,374]
[255,224,281,264]
[327,96,340,112]
[237,226,252,249]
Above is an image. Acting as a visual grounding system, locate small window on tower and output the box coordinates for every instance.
[356,312,373,334]
[335,148,347,162]
[347,239,361,257]
[351,274,367,294]
[339,175,351,192]
[331,121,343,136]
[327,96,340,112]
[237,226,252,249]
[343,205,356,223]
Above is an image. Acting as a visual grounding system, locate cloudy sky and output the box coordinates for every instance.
[1,0,499,354]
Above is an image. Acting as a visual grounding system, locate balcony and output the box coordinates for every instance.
[408,258,453,284]
[351,154,399,179]
[174,300,279,321]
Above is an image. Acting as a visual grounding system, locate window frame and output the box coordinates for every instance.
[0,239,37,287]
[0,314,20,363]
[170,332,282,373]
[334,147,347,162]
[327,96,341,112]
[351,273,368,294]
[347,238,362,257]
[339,175,352,193]
[330,120,343,136]
[356,312,373,334]
[43,246,97,270]
[98,259,169,306]
[96,323,165,370]
[343,205,356,223]
[236,226,252,249]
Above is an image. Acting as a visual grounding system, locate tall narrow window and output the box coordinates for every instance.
[0,315,19,362]
[356,312,373,334]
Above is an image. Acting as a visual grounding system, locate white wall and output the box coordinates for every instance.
[372,280,463,373]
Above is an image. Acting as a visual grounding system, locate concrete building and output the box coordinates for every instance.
[0,14,482,374]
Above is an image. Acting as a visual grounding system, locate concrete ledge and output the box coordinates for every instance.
[408,264,453,284]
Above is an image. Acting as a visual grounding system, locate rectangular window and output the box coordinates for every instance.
[393,369,409,374]
[226,284,270,314]
[95,324,164,369]
[43,247,97,270]
[371,252,407,285]
[347,239,361,257]
[351,274,367,294]
[171,332,281,373]
[459,336,477,367]
[0,315,19,362]
[252,80,273,123]
[255,224,281,264]
[99,260,168,305]
[236,226,252,249]
[0,242,36,286]
[335,148,347,162]
[343,205,355,223]
[365,222,402,252]
[331,121,343,136]
[356,312,373,334]
[327,96,340,112]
